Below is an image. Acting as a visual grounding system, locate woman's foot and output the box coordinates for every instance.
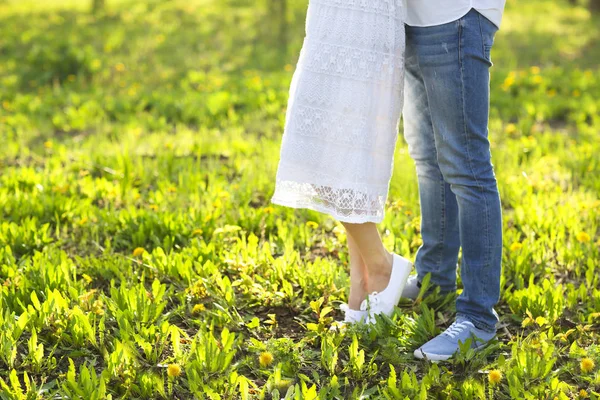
[330,303,368,331]
[366,251,394,293]
[364,254,413,324]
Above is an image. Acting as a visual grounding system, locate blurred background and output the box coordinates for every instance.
[0,0,598,143]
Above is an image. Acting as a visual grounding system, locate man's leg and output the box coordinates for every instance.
[407,9,502,333]
[403,33,460,294]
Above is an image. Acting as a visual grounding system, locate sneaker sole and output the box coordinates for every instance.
[413,343,488,362]
[413,349,452,362]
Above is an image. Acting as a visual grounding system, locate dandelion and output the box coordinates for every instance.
[581,358,595,373]
[547,89,557,97]
[115,63,126,72]
[91,59,101,70]
[530,66,541,74]
[133,247,145,257]
[44,141,53,149]
[192,304,205,315]
[92,300,105,315]
[535,316,547,326]
[579,389,589,398]
[259,351,274,368]
[284,64,293,72]
[505,123,517,135]
[167,364,182,377]
[576,232,591,243]
[510,242,523,252]
[573,90,581,97]
[149,204,159,211]
[488,369,502,384]
[306,221,319,229]
[532,75,543,84]
[502,73,515,90]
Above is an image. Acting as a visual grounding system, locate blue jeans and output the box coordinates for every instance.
[403,9,502,333]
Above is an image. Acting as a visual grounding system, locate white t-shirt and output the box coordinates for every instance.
[406,0,506,29]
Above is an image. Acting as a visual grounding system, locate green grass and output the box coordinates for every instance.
[0,0,599,398]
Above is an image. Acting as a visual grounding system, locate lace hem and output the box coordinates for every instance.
[271,179,388,224]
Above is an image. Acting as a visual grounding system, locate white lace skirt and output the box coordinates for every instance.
[271,0,406,223]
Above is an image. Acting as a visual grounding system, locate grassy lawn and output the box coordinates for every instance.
[0,0,599,398]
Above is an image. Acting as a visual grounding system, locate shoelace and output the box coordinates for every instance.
[442,321,474,339]
[367,291,380,307]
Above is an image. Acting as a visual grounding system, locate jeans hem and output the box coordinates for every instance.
[456,313,497,334]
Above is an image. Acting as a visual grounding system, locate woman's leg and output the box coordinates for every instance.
[343,222,393,294]
[347,233,368,310]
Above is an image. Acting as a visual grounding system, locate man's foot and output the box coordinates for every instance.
[400,275,421,300]
[401,275,456,300]
[364,254,413,324]
[413,317,495,361]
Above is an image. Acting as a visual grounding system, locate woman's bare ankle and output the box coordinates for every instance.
[366,253,393,293]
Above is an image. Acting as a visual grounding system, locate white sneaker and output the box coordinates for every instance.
[364,254,413,324]
[330,303,368,332]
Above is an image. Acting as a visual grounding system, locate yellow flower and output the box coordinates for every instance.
[535,316,547,326]
[547,89,556,97]
[91,59,101,70]
[576,232,591,243]
[149,204,159,211]
[115,63,126,72]
[573,90,581,97]
[580,389,589,398]
[192,304,205,315]
[192,228,203,236]
[44,141,53,149]
[132,247,145,257]
[530,66,541,74]
[306,221,319,229]
[92,300,105,315]
[532,75,543,84]
[581,358,595,373]
[259,352,274,368]
[284,64,293,72]
[510,242,523,252]
[502,72,516,91]
[488,370,502,384]
[505,123,517,135]
[167,364,182,377]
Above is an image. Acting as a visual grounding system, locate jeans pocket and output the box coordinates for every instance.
[477,12,497,65]
[484,43,493,63]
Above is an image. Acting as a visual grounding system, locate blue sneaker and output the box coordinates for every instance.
[414,318,495,361]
